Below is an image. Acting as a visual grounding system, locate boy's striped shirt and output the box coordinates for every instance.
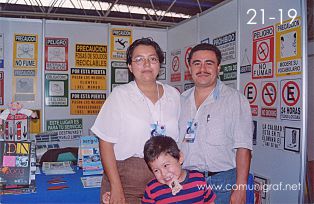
[142,170,216,204]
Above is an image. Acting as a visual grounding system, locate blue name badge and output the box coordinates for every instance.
[184,120,197,143]
[150,123,166,137]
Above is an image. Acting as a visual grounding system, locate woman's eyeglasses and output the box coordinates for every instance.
[132,56,159,65]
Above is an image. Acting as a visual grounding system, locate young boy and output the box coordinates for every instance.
[142,136,216,204]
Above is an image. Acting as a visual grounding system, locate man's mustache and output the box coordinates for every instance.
[196,71,210,76]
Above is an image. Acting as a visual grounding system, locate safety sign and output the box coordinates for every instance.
[280,79,301,121]
[45,37,68,71]
[276,17,302,77]
[244,82,258,116]
[213,32,236,62]
[110,28,132,60]
[220,63,237,81]
[45,73,68,107]
[172,56,179,72]
[75,44,107,68]
[261,123,284,150]
[184,46,192,81]
[261,81,278,118]
[110,61,131,90]
[252,26,274,79]
[244,82,257,104]
[284,127,300,152]
[170,49,181,82]
[13,33,38,69]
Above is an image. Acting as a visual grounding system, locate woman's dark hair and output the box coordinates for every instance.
[188,43,222,65]
[126,38,164,65]
[144,136,180,171]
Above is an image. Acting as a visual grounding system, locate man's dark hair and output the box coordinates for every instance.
[188,43,222,65]
[126,38,164,65]
[144,136,180,170]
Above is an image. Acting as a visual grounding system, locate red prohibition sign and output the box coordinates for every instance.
[282,81,300,106]
[172,56,179,72]
[257,41,269,61]
[262,83,276,106]
[184,47,192,68]
[244,82,257,104]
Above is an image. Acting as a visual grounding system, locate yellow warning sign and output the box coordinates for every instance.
[110,28,132,60]
[13,34,38,69]
[70,93,106,115]
[75,44,107,68]
[70,68,106,90]
[275,16,302,77]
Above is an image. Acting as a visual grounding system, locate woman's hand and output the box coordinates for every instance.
[109,185,126,204]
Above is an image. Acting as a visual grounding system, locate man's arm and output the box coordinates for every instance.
[99,140,126,204]
[230,148,251,204]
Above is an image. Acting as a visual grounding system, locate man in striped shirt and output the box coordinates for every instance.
[142,136,216,204]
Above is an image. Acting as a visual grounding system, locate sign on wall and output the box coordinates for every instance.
[170,49,181,82]
[252,26,274,79]
[70,68,106,90]
[261,81,278,118]
[13,69,37,102]
[110,28,132,60]
[45,37,68,71]
[75,44,107,68]
[244,81,258,116]
[110,61,132,90]
[280,78,301,121]
[13,34,38,69]
[275,17,302,77]
[46,118,83,140]
[183,46,192,81]
[213,32,236,62]
[45,73,68,106]
[70,93,106,115]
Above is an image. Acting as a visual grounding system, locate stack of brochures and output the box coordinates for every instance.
[79,136,103,175]
[42,161,75,175]
[80,175,102,188]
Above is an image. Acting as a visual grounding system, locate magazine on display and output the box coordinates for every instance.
[0,141,31,186]
[0,140,37,195]
[79,136,103,176]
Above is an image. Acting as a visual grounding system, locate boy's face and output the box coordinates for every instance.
[149,152,185,186]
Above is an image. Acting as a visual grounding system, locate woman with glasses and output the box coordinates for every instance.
[91,38,180,204]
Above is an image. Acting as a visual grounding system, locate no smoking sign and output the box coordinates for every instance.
[261,81,278,118]
[252,26,274,79]
[262,82,277,106]
[170,50,181,82]
[257,41,270,62]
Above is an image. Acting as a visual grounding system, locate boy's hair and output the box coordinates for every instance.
[144,136,180,170]
[126,37,164,65]
[188,43,222,65]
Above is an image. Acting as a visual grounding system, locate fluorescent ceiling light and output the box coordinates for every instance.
[1,0,191,19]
